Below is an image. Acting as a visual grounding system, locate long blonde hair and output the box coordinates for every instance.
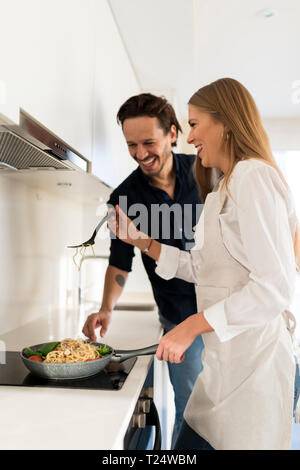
[189,77,299,271]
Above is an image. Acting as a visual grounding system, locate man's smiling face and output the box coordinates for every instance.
[123,116,176,177]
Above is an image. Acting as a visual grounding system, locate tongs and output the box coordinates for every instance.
[68,211,114,270]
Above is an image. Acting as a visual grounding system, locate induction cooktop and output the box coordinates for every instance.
[0,351,136,390]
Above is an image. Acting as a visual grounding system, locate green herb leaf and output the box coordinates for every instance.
[97,344,111,356]
[38,342,61,357]
[22,348,43,358]
[22,342,60,360]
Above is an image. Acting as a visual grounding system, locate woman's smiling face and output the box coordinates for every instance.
[187,104,229,173]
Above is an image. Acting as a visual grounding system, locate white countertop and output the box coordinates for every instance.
[0,306,162,450]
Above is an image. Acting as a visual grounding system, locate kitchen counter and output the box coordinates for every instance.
[0,306,162,450]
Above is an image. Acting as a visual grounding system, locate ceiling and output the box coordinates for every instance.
[108,0,300,121]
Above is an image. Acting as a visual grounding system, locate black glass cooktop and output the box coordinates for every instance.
[0,352,136,390]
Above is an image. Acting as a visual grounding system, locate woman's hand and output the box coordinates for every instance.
[108,205,162,261]
[108,205,148,247]
[156,315,198,363]
[156,313,213,363]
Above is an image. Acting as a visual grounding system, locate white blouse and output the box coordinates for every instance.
[155,159,298,342]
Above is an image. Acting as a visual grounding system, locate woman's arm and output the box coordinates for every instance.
[109,205,211,364]
[203,164,297,342]
[156,312,213,363]
[110,205,199,284]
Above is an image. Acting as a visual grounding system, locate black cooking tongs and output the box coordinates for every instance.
[67,211,114,248]
[68,211,114,270]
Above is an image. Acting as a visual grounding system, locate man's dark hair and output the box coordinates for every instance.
[117,93,182,147]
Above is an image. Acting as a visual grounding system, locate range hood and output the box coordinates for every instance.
[0,109,91,172]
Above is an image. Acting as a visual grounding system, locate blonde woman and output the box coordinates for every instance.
[110,78,300,450]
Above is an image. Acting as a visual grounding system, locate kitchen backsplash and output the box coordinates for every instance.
[0,174,84,334]
[0,173,153,337]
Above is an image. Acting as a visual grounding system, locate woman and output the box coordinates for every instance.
[110,78,300,450]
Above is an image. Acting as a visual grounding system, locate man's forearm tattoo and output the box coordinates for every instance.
[115,274,125,287]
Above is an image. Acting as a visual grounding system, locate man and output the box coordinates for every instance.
[82,93,204,444]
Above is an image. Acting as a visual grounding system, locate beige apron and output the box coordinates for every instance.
[184,183,295,450]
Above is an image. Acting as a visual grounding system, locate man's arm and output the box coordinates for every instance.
[101,265,129,312]
[82,265,129,341]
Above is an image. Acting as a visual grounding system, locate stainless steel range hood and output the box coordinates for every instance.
[0,109,91,172]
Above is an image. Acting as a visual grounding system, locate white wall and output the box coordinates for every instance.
[263,118,300,151]
[0,0,153,336]
[0,175,85,334]
[92,1,140,187]
[177,119,195,155]
[0,0,140,187]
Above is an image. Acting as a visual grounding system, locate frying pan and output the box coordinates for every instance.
[21,342,158,380]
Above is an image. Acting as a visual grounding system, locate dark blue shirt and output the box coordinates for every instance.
[107,153,203,324]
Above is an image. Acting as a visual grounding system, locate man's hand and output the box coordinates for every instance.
[82,310,112,341]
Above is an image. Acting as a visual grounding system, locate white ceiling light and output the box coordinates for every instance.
[257,8,277,19]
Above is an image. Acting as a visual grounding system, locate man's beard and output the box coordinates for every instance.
[137,147,172,178]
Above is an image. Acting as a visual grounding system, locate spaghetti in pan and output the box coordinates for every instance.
[44,338,105,363]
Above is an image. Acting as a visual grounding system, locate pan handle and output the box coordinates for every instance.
[111,344,158,363]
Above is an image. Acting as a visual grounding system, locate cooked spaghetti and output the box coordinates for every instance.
[44,337,102,363]
[72,244,96,271]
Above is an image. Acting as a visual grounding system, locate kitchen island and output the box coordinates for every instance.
[0,306,162,450]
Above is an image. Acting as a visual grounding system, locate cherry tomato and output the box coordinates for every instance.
[29,355,43,362]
